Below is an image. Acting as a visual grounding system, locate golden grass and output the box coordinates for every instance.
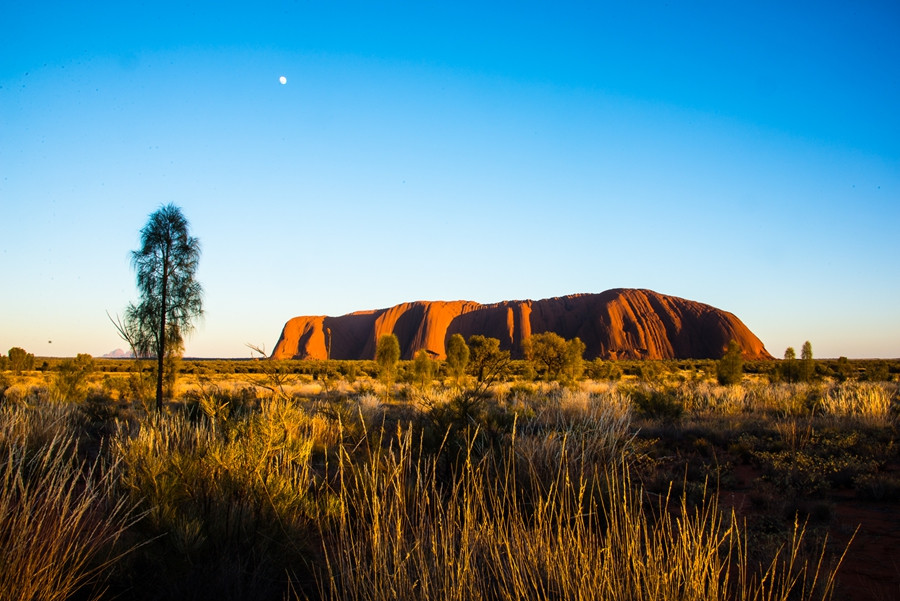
[820,382,896,423]
[0,405,135,601]
[319,423,845,601]
[2,373,883,600]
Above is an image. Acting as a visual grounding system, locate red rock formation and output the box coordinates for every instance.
[271,289,772,361]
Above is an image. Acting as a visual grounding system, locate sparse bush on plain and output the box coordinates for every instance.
[1,361,890,600]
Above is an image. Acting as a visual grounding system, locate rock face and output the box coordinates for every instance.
[271,289,772,361]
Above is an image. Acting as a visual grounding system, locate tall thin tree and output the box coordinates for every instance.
[800,340,815,382]
[126,204,203,412]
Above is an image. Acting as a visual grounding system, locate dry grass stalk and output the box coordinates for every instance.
[0,409,134,601]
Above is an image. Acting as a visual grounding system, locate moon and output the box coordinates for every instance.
[279,76,287,85]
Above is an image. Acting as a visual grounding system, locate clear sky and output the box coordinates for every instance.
[1,1,898,359]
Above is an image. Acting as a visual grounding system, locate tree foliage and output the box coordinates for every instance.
[375,334,400,397]
[466,335,509,383]
[120,204,203,411]
[781,347,797,383]
[412,349,437,390]
[800,340,815,382]
[716,340,743,385]
[563,337,587,383]
[522,332,585,383]
[445,334,469,388]
[7,347,35,375]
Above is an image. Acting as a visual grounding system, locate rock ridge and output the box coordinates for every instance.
[271,289,772,361]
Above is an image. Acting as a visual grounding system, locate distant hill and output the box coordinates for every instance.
[272,289,772,361]
[102,348,133,358]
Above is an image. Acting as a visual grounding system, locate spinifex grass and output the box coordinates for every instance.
[0,405,134,601]
[318,422,846,601]
[109,398,334,599]
[820,382,896,424]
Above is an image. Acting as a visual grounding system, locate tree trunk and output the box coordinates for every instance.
[156,250,169,412]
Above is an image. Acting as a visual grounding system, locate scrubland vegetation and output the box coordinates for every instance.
[1,348,898,600]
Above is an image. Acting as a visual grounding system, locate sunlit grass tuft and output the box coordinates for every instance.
[820,382,896,424]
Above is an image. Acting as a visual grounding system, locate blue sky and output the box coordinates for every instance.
[1,1,898,359]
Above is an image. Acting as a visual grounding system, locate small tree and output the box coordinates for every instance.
[523,332,567,381]
[716,340,743,385]
[7,347,24,372]
[467,335,508,383]
[412,349,436,390]
[445,333,469,388]
[52,353,94,402]
[375,334,400,398]
[563,337,586,383]
[800,340,815,382]
[782,347,797,383]
[8,347,33,375]
[524,333,587,383]
[120,204,203,412]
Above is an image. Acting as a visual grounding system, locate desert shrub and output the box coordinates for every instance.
[501,380,539,403]
[7,346,36,374]
[110,401,326,599]
[632,360,665,383]
[861,361,891,382]
[51,354,95,403]
[750,425,881,497]
[830,357,855,382]
[630,385,684,420]
[522,332,586,383]
[854,473,900,501]
[467,335,510,383]
[586,358,623,381]
[1,383,28,406]
[99,374,131,401]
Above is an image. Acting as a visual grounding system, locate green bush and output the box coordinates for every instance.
[630,386,684,420]
[587,358,623,381]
